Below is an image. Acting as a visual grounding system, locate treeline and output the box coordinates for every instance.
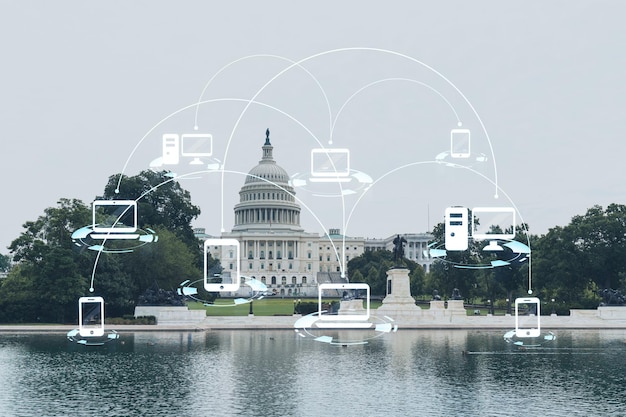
[347,204,626,311]
[2,169,625,323]
[0,171,204,323]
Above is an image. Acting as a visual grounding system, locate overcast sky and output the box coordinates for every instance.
[1,1,625,252]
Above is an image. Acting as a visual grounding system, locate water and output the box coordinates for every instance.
[0,329,625,416]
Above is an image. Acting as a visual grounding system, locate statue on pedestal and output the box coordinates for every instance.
[392,234,407,267]
[598,288,625,306]
[451,288,462,300]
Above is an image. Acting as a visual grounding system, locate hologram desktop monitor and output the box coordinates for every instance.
[309,148,351,182]
[92,200,138,233]
[181,133,212,165]
[471,207,516,249]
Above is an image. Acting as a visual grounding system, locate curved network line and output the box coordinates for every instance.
[330,77,462,138]
[218,47,500,241]
[326,77,462,272]
[342,159,533,293]
[192,53,333,141]
[114,97,327,192]
[111,97,355,282]
[112,48,511,291]
[215,48,500,277]
[91,168,350,291]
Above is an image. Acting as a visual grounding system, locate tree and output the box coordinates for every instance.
[9,198,91,263]
[1,171,205,323]
[0,253,11,273]
[117,226,202,302]
[425,221,481,302]
[347,249,424,297]
[569,204,626,289]
[1,199,92,323]
[532,204,626,307]
[102,170,202,253]
[425,220,531,305]
[0,247,87,323]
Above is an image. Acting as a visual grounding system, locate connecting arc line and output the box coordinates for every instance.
[112,48,505,287]
[219,47,500,237]
[91,168,349,291]
[343,159,532,291]
[114,97,324,193]
[330,77,462,138]
[192,53,333,141]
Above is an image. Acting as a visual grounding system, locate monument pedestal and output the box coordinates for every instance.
[377,268,421,316]
[339,299,367,315]
[428,300,446,317]
[446,299,467,317]
[598,306,626,319]
[134,306,206,325]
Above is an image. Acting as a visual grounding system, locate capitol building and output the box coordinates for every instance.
[198,130,433,297]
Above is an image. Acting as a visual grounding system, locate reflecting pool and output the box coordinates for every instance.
[0,329,624,416]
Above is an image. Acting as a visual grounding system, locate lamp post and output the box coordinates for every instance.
[551,298,556,315]
[506,298,511,315]
[249,300,253,316]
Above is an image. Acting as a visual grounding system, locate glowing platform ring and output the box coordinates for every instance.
[434,150,488,167]
[503,329,556,348]
[71,225,159,253]
[177,276,269,306]
[425,239,529,270]
[290,169,373,197]
[66,329,120,346]
[294,311,398,346]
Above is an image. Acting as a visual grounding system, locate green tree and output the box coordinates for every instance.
[347,249,424,297]
[0,247,87,323]
[426,221,481,301]
[1,199,91,323]
[569,204,626,289]
[119,226,202,302]
[532,204,626,307]
[0,265,39,322]
[102,170,202,253]
[1,172,205,322]
[426,220,531,305]
[0,253,11,272]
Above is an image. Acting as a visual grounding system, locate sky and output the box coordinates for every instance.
[1,1,625,253]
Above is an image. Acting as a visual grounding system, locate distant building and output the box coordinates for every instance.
[196,130,433,297]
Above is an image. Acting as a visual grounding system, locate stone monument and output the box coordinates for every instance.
[377,268,422,317]
[446,288,466,317]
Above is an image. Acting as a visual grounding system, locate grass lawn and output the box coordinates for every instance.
[187,298,383,316]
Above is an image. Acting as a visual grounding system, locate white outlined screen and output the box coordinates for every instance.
[311,148,350,177]
[79,296,104,337]
[203,238,240,291]
[92,200,137,233]
[450,129,470,157]
[515,297,541,337]
[181,134,212,157]
[472,207,516,240]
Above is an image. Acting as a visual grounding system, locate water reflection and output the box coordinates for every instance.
[0,330,624,416]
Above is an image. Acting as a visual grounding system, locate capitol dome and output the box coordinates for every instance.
[245,145,290,184]
[232,129,302,232]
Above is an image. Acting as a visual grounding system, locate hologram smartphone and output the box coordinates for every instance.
[204,239,241,292]
[78,296,105,337]
[515,297,541,338]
